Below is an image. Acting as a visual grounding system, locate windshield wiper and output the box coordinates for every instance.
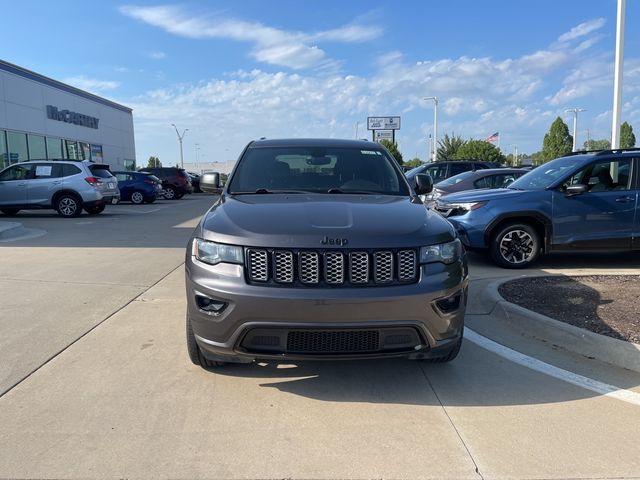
[326,188,381,195]
[231,188,310,195]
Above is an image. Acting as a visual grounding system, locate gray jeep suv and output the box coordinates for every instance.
[185,138,468,368]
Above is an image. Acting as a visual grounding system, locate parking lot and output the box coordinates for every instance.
[1,194,640,479]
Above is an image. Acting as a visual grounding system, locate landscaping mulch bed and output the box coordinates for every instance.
[499,275,640,344]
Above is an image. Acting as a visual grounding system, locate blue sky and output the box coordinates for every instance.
[2,1,640,168]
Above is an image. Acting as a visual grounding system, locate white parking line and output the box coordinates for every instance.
[465,327,640,407]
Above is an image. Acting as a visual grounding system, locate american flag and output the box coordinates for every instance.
[485,132,499,143]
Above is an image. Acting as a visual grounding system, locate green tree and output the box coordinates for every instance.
[404,157,423,168]
[541,116,573,161]
[147,156,162,168]
[379,139,403,164]
[583,139,611,151]
[454,139,506,164]
[620,121,636,148]
[437,133,467,160]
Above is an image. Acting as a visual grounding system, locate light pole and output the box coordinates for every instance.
[611,0,626,149]
[355,122,359,139]
[195,143,200,173]
[424,96,438,162]
[171,124,188,168]
[509,144,518,166]
[565,108,586,151]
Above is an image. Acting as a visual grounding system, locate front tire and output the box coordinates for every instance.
[186,315,225,369]
[55,194,82,218]
[490,222,541,268]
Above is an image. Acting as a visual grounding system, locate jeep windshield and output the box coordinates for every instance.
[227,146,410,196]
[507,156,584,190]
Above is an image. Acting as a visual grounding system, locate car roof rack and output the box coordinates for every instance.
[568,147,640,156]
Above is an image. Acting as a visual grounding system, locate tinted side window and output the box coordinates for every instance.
[424,165,448,182]
[473,176,491,189]
[450,163,472,176]
[115,173,130,181]
[564,158,632,192]
[61,164,82,177]
[0,164,32,181]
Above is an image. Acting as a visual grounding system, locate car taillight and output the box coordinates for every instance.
[85,176,100,186]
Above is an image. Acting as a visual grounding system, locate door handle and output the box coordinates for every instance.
[615,196,635,203]
[52,181,62,185]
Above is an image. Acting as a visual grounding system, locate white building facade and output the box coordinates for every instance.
[0,60,135,170]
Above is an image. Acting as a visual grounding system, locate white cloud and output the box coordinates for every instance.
[63,75,120,92]
[119,4,382,69]
[557,18,606,43]
[126,17,636,162]
[148,51,166,59]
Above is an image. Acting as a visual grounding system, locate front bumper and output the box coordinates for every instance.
[185,253,468,362]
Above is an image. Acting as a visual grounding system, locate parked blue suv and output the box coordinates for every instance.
[434,149,639,268]
[112,171,163,204]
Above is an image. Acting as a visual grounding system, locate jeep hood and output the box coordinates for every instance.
[198,194,455,248]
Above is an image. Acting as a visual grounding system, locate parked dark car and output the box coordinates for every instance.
[434,149,640,268]
[405,160,497,184]
[185,138,468,369]
[139,167,193,199]
[423,168,527,204]
[113,171,163,204]
[187,172,201,193]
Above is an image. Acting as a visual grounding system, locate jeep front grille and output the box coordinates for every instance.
[245,248,418,287]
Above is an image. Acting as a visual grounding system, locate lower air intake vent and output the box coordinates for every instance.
[287,330,379,354]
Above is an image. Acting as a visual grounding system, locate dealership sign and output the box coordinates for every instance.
[46,105,99,129]
[374,130,394,140]
[367,116,400,130]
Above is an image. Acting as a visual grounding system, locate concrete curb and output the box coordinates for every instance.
[482,276,640,373]
[0,221,46,242]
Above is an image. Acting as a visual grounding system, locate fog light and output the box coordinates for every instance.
[435,294,461,313]
[195,294,227,315]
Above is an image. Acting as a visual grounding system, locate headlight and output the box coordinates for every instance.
[444,202,486,211]
[192,239,243,266]
[420,238,462,264]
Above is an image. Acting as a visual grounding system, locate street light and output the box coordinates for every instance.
[565,108,586,151]
[611,0,626,148]
[195,143,200,173]
[424,96,438,162]
[509,144,518,166]
[171,124,188,168]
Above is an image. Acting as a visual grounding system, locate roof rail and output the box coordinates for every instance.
[595,147,640,155]
[566,147,640,156]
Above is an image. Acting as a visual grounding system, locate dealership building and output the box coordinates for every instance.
[0,59,135,171]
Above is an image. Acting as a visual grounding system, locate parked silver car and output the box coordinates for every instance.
[0,160,112,217]
[88,164,121,205]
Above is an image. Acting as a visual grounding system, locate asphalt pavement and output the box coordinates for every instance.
[0,195,639,479]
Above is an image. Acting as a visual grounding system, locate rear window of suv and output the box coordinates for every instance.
[89,165,114,178]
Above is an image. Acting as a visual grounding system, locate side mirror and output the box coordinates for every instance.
[565,184,588,196]
[200,172,222,194]
[414,174,433,195]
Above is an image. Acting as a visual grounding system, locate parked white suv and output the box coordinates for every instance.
[0,160,115,217]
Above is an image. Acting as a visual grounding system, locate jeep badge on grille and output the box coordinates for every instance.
[321,236,348,246]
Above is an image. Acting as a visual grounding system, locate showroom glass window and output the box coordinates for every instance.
[124,159,136,171]
[66,140,80,160]
[46,137,63,159]
[79,142,90,161]
[7,132,28,164]
[27,134,47,160]
[0,130,7,169]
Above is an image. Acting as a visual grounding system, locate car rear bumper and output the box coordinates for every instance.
[185,253,468,362]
